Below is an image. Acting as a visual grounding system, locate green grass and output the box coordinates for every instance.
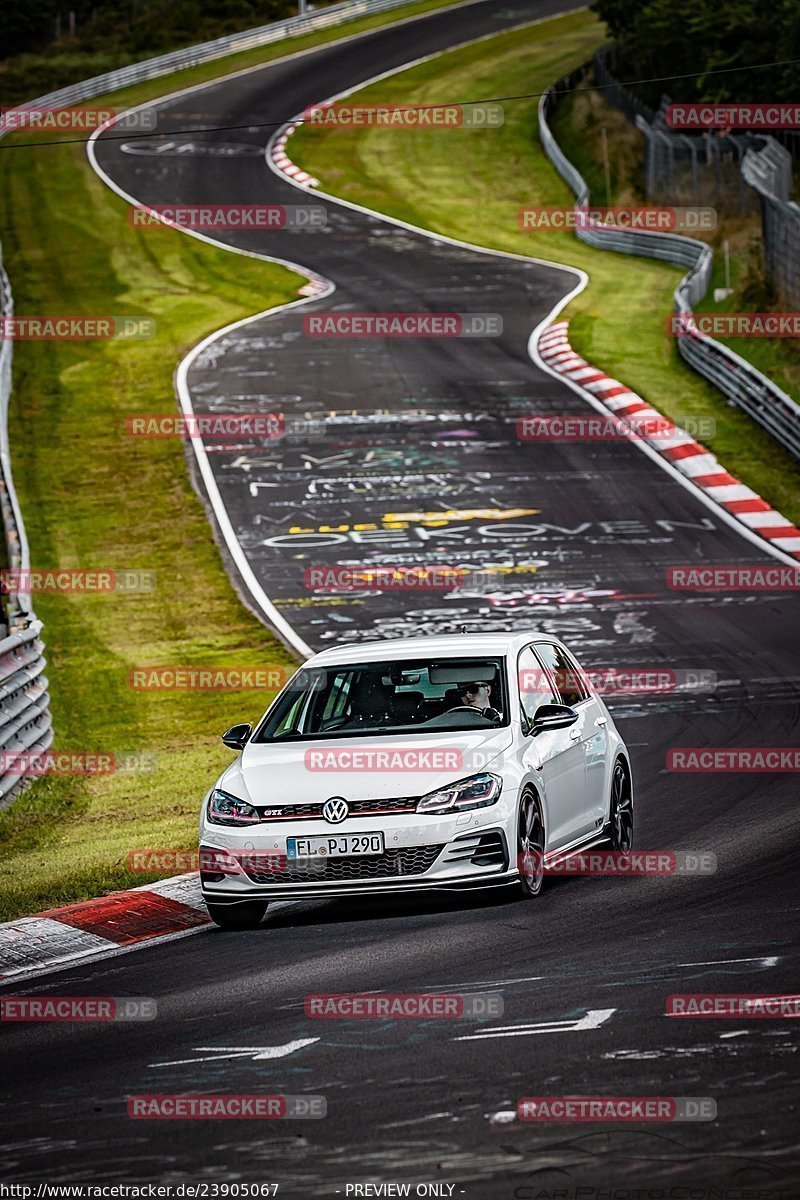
[0,141,301,920]
[290,9,800,525]
[0,0,476,922]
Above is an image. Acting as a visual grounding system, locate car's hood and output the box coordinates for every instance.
[220,727,514,805]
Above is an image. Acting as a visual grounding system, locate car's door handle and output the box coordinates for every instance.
[569,728,581,740]
[595,716,607,727]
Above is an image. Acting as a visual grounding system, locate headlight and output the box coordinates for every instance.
[416,772,502,814]
[207,788,260,826]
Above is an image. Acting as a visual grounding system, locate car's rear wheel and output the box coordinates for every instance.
[516,790,545,899]
[206,900,268,930]
[607,760,634,851]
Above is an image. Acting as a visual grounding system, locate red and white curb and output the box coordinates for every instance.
[0,875,211,982]
[538,321,800,560]
[297,276,329,297]
[271,121,319,187]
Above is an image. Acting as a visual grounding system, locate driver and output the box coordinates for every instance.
[453,681,502,722]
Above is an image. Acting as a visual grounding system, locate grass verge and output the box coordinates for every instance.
[290,9,800,524]
[0,0,474,921]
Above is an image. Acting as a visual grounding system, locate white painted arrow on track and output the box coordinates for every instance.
[454,1008,616,1041]
[151,1038,319,1067]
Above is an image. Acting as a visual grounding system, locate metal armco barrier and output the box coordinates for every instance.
[539,68,800,463]
[0,624,53,808]
[0,0,434,140]
[0,248,53,807]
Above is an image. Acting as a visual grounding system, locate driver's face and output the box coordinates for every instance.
[460,683,490,708]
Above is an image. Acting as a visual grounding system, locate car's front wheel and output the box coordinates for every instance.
[206,900,269,930]
[516,790,545,899]
[607,760,634,851]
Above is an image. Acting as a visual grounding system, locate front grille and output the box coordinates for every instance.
[259,796,417,821]
[245,843,444,884]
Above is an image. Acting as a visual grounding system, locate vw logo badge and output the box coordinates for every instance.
[322,797,349,824]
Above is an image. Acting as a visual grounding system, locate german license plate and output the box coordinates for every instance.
[287,833,384,859]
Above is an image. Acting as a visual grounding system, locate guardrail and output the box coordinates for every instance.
[0,246,53,808]
[538,67,800,463]
[0,0,433,134]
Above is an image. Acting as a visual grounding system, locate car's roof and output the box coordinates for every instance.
[308,632,551,666]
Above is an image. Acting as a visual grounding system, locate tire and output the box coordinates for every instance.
[206,900,268,930]
[607,759,634,851]
[515,790,545,899]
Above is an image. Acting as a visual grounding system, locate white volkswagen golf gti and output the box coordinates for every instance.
[199,633,634,928]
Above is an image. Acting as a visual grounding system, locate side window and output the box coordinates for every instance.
[535,643,589,708]
[322,671,354,722]
[517,646,557,729]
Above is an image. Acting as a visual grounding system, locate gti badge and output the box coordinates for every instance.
[322,797,349,824]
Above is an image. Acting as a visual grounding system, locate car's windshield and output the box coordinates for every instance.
[254,657,508,741]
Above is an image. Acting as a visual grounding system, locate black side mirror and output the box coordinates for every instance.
[531,703,579,735]
[222,722,252,750]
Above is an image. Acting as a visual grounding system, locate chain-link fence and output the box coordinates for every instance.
[538,70,800,464]
[594,44,800,308]
[742,147,800,311]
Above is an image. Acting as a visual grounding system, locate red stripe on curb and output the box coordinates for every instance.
[613,401,651,416]
[725,498,772,514]
[695,472,740,488]
[40,891,211,945]
[756,525,800,539]
[569,371,607,384]
[663,442,706,460]
[591,384,629,399]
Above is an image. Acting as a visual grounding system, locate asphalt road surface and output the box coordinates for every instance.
[2,1,799,1194]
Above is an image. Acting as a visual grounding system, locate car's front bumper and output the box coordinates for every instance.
[199,812,517,902]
